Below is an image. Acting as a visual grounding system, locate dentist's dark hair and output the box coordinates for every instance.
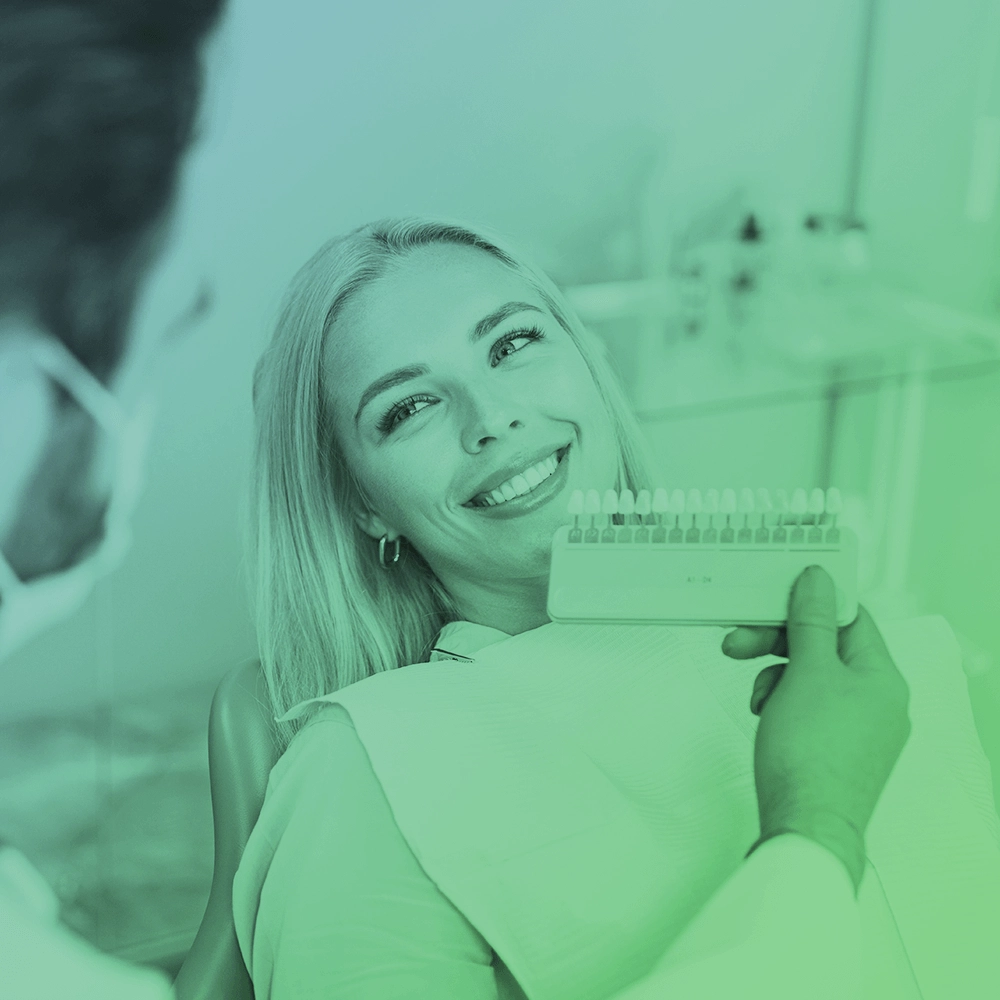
[0,0,225,382]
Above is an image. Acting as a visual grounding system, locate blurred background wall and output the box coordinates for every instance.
[2,0,998,967]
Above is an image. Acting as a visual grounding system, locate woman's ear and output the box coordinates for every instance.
[354,508,398,543]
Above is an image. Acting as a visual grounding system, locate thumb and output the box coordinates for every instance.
[785,565,839,664]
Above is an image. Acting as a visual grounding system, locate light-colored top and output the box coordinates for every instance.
[234,616,1000,1000]
[0,845,174,1000]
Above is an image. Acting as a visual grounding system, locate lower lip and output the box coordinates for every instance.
[465,448,570,520]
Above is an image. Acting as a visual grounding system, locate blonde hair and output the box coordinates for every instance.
[251,218,653,747]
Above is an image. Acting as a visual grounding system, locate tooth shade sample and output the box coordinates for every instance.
[565,486,846,526]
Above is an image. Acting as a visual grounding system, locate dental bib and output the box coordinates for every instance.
[299,618,999,1000]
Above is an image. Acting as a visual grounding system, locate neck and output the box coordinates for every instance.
[445,571,551,636]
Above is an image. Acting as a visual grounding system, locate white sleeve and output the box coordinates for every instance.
[611,833,861,1000]
[0,847,174,1000]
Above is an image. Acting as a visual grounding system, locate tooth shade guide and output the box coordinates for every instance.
[551,486,858,628]
[563,486,850,548]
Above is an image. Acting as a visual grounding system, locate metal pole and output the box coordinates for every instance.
[845,0,880,227]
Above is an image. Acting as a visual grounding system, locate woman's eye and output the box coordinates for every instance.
[379,394,435,434]
[490,326,544,366]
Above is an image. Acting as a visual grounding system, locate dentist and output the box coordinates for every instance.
[0,0,225,996]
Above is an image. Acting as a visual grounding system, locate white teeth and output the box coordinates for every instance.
[473,452,560,506]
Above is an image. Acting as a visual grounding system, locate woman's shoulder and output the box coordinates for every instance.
[237,703,384,893]
[269,702,363,788]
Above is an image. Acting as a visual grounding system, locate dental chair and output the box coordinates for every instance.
[173,660,280,1000]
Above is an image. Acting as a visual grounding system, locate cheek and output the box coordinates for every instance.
[354,446,451,530]
[547,357,610,430]
[531,350,597,406]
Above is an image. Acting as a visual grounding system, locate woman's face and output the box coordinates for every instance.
[323,243,619,612]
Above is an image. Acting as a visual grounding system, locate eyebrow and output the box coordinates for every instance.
[353,301,545,426]
[470,300,543,343]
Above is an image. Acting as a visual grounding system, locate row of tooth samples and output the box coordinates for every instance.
[564,488,844,544]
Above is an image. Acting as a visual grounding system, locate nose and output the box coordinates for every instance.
[459,388,527,453]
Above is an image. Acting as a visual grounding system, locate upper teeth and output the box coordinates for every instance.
[474,453,559,506]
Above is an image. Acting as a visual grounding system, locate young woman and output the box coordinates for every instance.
[234,218,999,999]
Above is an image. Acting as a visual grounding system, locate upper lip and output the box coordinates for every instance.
[463,443,569,505]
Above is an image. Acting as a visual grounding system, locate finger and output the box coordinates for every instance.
[785,565,839,663]
[722,626,786,660]
[837,604,896,674]
[751,661,786,715]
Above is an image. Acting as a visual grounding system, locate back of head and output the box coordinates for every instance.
[0,0,226,382]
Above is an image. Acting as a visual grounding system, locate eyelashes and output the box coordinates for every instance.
[376,325,546,435]
[377,392,437,435]
[489,324,544,365]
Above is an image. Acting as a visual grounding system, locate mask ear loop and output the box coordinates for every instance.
[27,337,151,573]
[29,339,122,432]
[0,337,123,592]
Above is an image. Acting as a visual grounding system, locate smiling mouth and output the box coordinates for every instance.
[466,447,569,507]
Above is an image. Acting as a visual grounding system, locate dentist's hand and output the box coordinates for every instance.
[722,566,911,894]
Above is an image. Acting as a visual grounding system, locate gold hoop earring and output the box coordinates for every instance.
[378,534,400,568]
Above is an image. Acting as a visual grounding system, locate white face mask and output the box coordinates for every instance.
[0,337,155,662]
